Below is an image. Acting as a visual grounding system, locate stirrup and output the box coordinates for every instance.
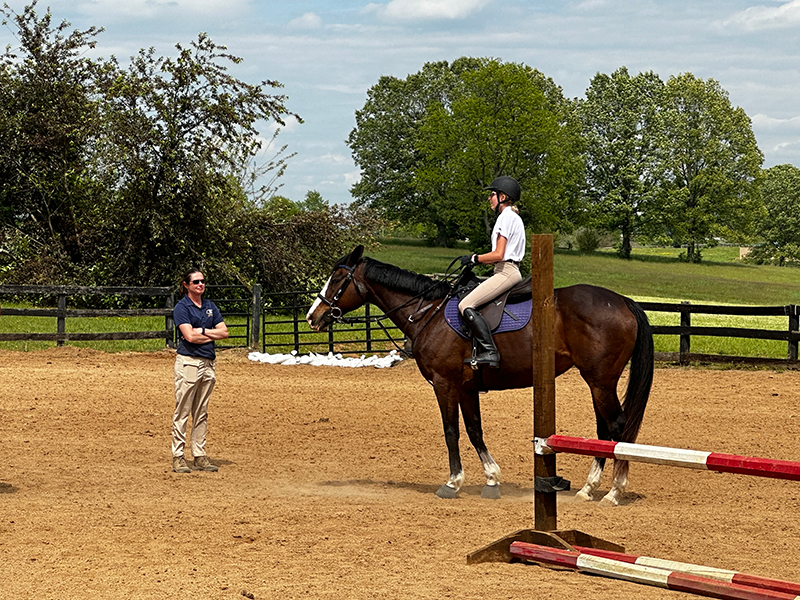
[464,353,500,369]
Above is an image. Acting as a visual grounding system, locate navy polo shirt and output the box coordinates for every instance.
[174,295,224,359]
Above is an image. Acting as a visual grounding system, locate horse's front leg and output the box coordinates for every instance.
[460,389,502,499]
[433,382,464,498]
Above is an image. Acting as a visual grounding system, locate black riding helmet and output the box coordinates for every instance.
[484,176,521,211]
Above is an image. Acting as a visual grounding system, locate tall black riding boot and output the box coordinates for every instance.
[462,307,500,368]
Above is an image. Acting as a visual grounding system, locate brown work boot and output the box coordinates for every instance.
[172,456,191,473]
[193,455,219,472]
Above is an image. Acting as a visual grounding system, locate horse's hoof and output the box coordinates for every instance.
[481,484,501,499]
[575,490,593,502]
[435,484,459,499]
[599,495,619,507]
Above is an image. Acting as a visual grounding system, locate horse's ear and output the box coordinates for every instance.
[347,245,364,265]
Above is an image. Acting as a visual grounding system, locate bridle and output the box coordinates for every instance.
[316,263,364,323]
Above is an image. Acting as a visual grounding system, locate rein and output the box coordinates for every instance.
[328,257,470,354]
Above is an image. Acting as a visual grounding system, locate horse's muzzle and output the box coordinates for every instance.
[307,310,334,332]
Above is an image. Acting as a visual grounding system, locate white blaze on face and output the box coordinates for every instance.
[306,275,333,328]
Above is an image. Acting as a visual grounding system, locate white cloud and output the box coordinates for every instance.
[751,113,800,131]
[289,12,323,30]
[74,0,250,21]
[722,0,800,31]
[574,0,610,11]
[772,139,800,152]
[262,114,302,140]
[343,170,362,187]
[365,0,493,21]
[302,153,350,166]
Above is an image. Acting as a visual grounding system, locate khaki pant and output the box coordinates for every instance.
[458,261,522,313]
[172,355,216,458]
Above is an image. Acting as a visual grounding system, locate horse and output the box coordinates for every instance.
[306,245,654,505]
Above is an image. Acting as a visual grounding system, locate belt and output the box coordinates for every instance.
[502,259,521,265]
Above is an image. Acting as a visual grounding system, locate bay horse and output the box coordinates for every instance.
[306,245,654,505]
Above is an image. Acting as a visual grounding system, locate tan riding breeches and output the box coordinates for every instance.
[458,261,522,313]
[172,354,217,458]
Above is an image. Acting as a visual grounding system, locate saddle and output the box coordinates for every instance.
[445,276,533,339]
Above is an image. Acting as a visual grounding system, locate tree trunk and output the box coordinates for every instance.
[619,227,632,259]
[686,241,696,263]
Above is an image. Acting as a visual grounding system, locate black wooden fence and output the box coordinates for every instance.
[0,284,258,348]
[640,300,800,367]
[1,283,800,367]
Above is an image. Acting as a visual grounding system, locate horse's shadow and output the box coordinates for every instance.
[316,479,645,504]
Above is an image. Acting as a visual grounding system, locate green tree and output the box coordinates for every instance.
[578,67,664,258]
[0,1,107,275]
[297,190,328,212]
[94,32,302,285]
[348,58,582,247]
[417,60,583,248]
[749,164,800,265]
[347,57,484,245]
[655,73,763,262]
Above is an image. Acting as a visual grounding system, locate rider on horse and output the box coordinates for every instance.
[458,176,526,368]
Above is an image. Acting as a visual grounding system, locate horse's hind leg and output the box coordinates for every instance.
[578,383,628,505]
[460,390,502,499]
[600,459,629,507]
[575,456,606,502]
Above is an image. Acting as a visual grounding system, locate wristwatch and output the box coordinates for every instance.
[202,327,206,336]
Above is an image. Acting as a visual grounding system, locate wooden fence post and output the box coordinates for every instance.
[789,305,799,361]
[57,294,66,347]
[166,293,175,348]
[679,301,691,365]
[251,284,261,350]
[365,303,372,353]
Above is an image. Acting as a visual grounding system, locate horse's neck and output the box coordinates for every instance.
[368,286,442,338]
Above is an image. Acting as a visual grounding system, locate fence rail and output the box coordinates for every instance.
[1,284,800,367]
[259,291,404,356]
[0,284,175,347]
[639,300,800,367]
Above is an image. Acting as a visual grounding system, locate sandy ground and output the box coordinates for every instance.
[3,347,800,599]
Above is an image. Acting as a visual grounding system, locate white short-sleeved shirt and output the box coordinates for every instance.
[492,208,526,262]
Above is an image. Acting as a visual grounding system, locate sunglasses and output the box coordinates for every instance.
[191,279,205,285]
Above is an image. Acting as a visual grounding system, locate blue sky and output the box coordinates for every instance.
[3,0,800,205]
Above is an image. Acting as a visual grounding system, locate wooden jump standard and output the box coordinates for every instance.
[509,543,800,600]
[536,435,800,481]
[467,235,622,564]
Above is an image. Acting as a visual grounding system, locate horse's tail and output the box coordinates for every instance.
[620,297,654,443]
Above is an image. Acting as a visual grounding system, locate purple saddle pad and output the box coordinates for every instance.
[444,296,532,339]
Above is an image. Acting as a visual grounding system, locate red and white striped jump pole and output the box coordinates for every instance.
[573,546,800,597]
[510,543,800,600]
[535,435,800,481]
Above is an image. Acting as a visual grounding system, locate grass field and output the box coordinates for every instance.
[2,239,800,358]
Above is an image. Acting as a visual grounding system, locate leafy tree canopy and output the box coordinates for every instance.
[348,57,583,247]
[578,67,664,258]
[748,164,800,266]
[654,73,763,262]
[0,2,378,294]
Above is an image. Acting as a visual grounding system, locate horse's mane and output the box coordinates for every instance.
[362,258,451,300]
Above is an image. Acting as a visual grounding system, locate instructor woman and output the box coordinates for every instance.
[171,269,229,473]
[458,176,526,368]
